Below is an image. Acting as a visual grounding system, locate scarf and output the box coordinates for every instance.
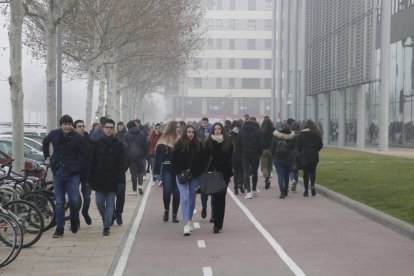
[211,134,224,143]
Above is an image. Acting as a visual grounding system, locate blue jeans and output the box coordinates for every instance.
[80,180,91,215]
[289,169,298,182]
[95,191,116,228]
[53,174,80,228]
[274,160,291,194]
[162,164,180,214]
[176,176,199,223]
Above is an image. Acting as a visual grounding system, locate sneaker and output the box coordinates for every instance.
[311,187,316,196]
[252,189,259,197]
[70,220,79,234]
[103,227,110,236]
[188,221,194,232]
[116,214,123,225]
[143,176,147,180]
[213,227,220,234]
[158,181,163,187]
[52,227,64,238]
[128,191,137,196]
[82,212,92,225]
[239,186,245,193]
[138,186,143,195]
[183,225,191,236]
[245,192,253,199]
[279,193,285,199]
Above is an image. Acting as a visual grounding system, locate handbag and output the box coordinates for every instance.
[199,157,227,195]
[177,151,193,184]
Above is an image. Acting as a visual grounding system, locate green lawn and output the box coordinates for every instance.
[316,148,414,225]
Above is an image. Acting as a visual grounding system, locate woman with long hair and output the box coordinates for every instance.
[260,118,275,189]
[205,122,233,233]
[154,121,181,223]
[171,125,206,236]
[297,120,323,197]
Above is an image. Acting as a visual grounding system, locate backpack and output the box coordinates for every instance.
[275,138,289,157]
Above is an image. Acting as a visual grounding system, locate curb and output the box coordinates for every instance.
[314,182,414,240]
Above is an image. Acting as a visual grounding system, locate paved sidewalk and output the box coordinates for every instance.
[0,179,147,276]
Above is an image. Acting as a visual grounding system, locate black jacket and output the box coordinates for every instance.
[239,120,262,156]
[88,136,126,192]
[154,143,174,176]
[297,129,323,164]
[270,128,297,162]
[79,132,93,182]
[231,131,242,164]
[171,140,206,178]
[42,129,86,176]
[123,127,148,161]
[205,139,233,183]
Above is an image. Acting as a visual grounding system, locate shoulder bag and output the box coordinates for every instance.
[199,156,227,195]
[176,150,193,184]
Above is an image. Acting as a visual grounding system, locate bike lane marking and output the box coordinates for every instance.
[113,182,152,276]
[228,188,306,276]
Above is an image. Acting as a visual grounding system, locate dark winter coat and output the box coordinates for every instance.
[88,135,126,192]
[270,128,297,162]
[260,126,275,150]
[79,131,93,182]
[205,139,234,183]
[42,129,86,176]
[231,131,242,164]
[123,127,148,162]
[154,143,174,176]
[171,140,206,178]
[297,129,323,164]
[239,120,262,156]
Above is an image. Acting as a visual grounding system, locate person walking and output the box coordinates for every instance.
[73,119,93,225]
[260,118,275,189]
[124,120,148,195]
[42,115,86,238]
[88,119,126,236]
[271,123,297,199]
[154,121,181,223]
[290,121,301,192]
[230,120,244,195]
[239,118,262,199]
[116,121,127,141]
[297,120,323,197]
[171,125,205,236]
[148,123,162,182]
[205,122,233,233]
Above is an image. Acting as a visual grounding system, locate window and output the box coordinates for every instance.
[242,78,260,89]
[248,0,256,10]
[265,20,272,31]
[229,39,235,50]
[230,0,235,10]
[229,78,235,89]
[229,58,235,69]
[265,0,272,9]
[216,19,223,30]
[216,58,222,69]
[216,78,222,88]
[216,39,223,49]
[265,59,271,69]
[265,39,272,49]
[265,78,271,89]
[207,19,214,30]
[207,39,214,49]
[229,19,236,30]
[247,39,256,50]
[194,78,202,88]
[248,20,256,31]
[242,59,260,69]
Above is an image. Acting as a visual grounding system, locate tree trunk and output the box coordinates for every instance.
[106,63,117,118]
[96,65,106,118]
[45,0,57,131]
[9,0,25,172]
[85,64,96,129]
[115,88,121,122]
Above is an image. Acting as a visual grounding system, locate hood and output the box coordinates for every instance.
[273,129,296,140]
[128,127,143,135]
[242,120,260,132]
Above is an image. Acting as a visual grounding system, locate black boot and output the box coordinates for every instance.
[172,214,179,223]
[264,178,270,189]
[311,186,316,196]
[239,184,245,194]
[303,190,309,197]
[234,186,239,195]
[163,210,169,222]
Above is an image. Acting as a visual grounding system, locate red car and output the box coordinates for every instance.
[0,150,43,178]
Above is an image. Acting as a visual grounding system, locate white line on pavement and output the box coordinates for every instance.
[202,266,213,276]
[194,222,200,229]
[228,188,306,276]
[113,182,152,276]
[197,240,206,248]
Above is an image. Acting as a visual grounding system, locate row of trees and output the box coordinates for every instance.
[3,0,207,170]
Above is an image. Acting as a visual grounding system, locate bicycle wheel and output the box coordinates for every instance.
[21,192,56,231]
[3,200,44,248]
[0,212,23,267]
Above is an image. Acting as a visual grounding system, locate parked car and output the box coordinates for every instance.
[0,150,43,178]
[0,123,47,139]
[0,135,43,152]
[0,139,44,163]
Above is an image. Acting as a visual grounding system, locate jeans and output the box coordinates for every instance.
[115,182,126,216]
[129,159,145,191]
[289,169,299,182]
[303,162,318,191]
[53,174,80,228]
[95,191,116,228]
[274,160,291,193]
[80,180,91,215]
[260,149,273,179]
[162,164,180,215]
[242,155,260,192]
[176,176,199,223]
[150,157,157,181]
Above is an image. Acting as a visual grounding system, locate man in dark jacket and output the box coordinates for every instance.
[43,115,86,238]
[88,119,126,236]
[124,120,149,195]
[239,119,262,199]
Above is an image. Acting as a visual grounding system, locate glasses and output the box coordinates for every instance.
[104,126,114,130]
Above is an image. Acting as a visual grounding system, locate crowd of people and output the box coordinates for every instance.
[42,114,323,238]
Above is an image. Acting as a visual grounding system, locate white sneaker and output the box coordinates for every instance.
[138,186,143,195]
[127,191,137,196]
[252,189,260,197]
[188,221,194,232]
[143,176,147,180]
[158,181,163,187]
[245,192,253,199]
[183,225,191,236]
